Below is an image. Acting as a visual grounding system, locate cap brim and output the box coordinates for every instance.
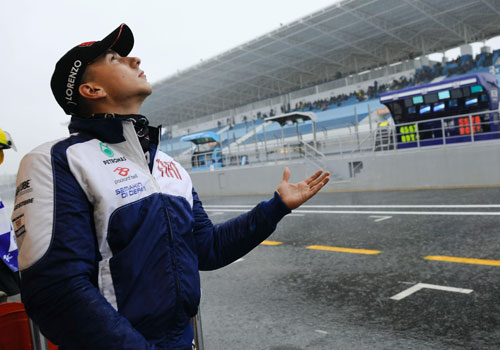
[90,23,134,62]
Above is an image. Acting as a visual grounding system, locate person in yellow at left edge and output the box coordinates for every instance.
[0,128,20,301]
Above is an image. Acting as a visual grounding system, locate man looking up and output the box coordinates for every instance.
[12,24,329,349]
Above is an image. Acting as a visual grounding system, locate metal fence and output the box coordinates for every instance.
[176,109,500,175]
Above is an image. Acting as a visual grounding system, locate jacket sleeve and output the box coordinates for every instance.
[12,143,153,350]
[191,189,290,270]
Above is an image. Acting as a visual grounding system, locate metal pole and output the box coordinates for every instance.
[253,120,259,161]
[367,104,374,152]
[354,106,360,151]
[469,114,474,142]
[191,311,205,350]
[312,121,317,150]
[29,319,43,350]
[226,131,232,159]
[263,122,268,161]
[442,118,446,145]
[393,125,397,150]
[368,104,373,134]
[416,122,420,149]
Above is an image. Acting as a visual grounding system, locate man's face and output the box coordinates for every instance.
[83,49,152,103]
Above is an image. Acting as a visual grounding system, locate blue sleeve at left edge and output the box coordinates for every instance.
[191,190,291,271]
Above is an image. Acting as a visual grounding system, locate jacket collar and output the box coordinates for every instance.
[69,116,126,143]
[68,116,161,145]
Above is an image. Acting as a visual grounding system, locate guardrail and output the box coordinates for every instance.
[175,109,500,172]
[392,109,500,148]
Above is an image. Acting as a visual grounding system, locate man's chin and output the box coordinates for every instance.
[139,85,153,98]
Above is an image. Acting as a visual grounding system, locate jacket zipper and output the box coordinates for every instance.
[123,121,181,297]
[163,203,181,297]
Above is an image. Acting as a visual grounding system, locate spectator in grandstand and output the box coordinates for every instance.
[278,49,494,119]
[12,23,330,350]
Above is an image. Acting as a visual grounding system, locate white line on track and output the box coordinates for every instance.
[204,209,500,216]
[369,215,392,222]
[231,258,245,265]
[204,204,500,209]
[390,283,473,301]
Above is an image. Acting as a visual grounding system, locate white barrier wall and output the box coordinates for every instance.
[189,140,500,196]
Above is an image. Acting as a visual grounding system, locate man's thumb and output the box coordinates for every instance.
[282,167,290,182]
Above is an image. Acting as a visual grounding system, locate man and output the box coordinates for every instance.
[0,128,19,300]
[12,24,329,349]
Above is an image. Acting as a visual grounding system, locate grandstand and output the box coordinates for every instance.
[140,0,500,175]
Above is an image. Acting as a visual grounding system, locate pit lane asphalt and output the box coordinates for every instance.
[198,187,500,350]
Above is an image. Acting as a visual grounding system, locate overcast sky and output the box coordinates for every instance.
[1,0,499,176]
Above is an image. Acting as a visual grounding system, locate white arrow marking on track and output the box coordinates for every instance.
[369,215,392,222]
[390,283,473,301]
[231,258,245,265]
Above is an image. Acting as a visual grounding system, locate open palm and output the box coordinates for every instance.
[277,167,330,210]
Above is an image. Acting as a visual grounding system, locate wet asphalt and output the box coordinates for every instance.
[198,188,500,350]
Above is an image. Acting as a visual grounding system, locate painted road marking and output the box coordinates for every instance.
[231,258,245,264]
[425,255,500,266]
[369,215,392,222]
[390,283,473,301]
[306,245,381,255]
[315,330,328,335]
[205,209,500,216]
[261,240,283,246]
[204,204,500,209]
[288,214,305,217]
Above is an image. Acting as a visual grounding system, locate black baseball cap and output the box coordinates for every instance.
[50,23,134,115]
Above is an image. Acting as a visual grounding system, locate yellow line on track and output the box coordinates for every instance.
[261,240,283,246]
[425,255,500,266]
[306,245,381,255]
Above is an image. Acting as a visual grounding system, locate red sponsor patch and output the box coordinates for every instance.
[114,167,130,176]
[156,160,182,180]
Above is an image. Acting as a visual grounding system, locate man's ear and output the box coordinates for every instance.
[79,82,106,100]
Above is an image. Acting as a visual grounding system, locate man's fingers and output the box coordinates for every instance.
[310,176,330,195]
[304,169,323,185]
[308,171,330,188]
[282,167,291,182]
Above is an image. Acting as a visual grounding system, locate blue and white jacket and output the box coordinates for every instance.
[11,116,290,349]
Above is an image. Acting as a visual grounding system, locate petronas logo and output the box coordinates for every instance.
[100,142,114,158]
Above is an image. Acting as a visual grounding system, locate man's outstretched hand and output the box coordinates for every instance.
[277,167,330,210]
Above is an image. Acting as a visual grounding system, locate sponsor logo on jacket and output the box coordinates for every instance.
[100,142,114,157]
[12,214,25,238]
[156,159,182,180]
[15,180,32,197]
[103,156,127,165]
[115,182,147,199]
[14,198,34,211]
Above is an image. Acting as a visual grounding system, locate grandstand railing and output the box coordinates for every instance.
[391,109,500,149]
[175,109,500,173]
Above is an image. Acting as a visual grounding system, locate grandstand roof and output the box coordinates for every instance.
[141,0,500,126]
